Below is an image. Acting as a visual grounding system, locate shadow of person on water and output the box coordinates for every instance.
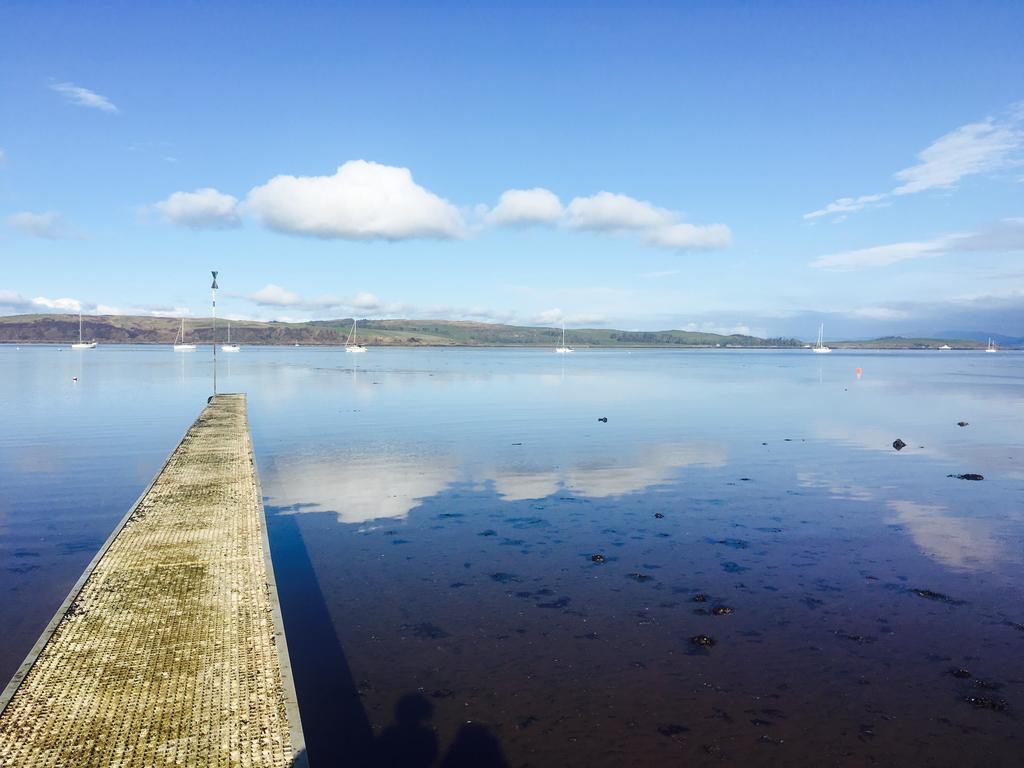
[438,722,510,768]
[373,693,439,768]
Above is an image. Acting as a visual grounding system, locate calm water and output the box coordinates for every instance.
[1,345,1022,766]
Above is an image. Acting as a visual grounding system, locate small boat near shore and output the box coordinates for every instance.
[71,312,97,349]
[985,338,997,353]
[173,318,196,351]
[345,319,367,353]
[811,323,831,353]
[938,344,952,350]
[221,322,240,352]
[554,322,574,354]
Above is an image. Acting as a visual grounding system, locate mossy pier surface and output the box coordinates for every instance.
[0,394,305,767]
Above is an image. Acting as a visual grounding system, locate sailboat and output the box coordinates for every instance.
[554,321,574,354]
[985,338,997,353]
[938,344,952,350]
[345,319,367,353]
[173,318,196,351]
[811,323,831,353]
[71,311,97,349]
[220,322,240,352]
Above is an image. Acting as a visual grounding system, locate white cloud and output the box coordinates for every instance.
[531,308,607,326]
[645,222,732,249]
[352,292,381,310]
[49,82,118,113]
[563,191,732,251]
[805,104,1024,220]
[247,284,302,306]
[153,188,241,229]
[849,307,911,320]
[487,187,564,225]
[149,160,731,252]
[803,193,888,221]
[810,239,946,270]
[892,117,1022,195]
[565,191,675,231]
[245,160,465,240]
[31,295,82,311]
[7,211,63,239]
[0,289,190,318]
[811,218,1024,270]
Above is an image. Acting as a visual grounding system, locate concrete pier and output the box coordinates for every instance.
[0,395,305,767]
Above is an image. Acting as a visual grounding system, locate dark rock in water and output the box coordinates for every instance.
[490,572,520,583]
[951,668,972,679]
[402,622,450,639]
[430,688,455,698]
[974,679,1003,691]
[691,634,716,647]
[948,473,984,481]
[628,572,654,583]
[654,512,665,519]
[657,723,689,737]
[712,606,733,616]
[717,538,750,549]
[964,695,1008,711]
[598,417,608,423]
[893,439,907,451]
[591,553,606,564]
[957,421,969,427]
[912,588,963,604]
[478,529,497,536]
[721,561,749,574]
[693,593,709,603]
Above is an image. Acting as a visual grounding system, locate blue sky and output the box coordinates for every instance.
[1,0,1022,339]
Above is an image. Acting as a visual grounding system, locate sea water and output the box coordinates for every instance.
[1,345,1021,765]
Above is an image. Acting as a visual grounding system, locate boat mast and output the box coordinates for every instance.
[79,312,83,343]
[211,271,218,396]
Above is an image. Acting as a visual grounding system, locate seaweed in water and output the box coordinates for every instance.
[912,588,964,604]
[964,695,1008,712]
[721,561,749,574]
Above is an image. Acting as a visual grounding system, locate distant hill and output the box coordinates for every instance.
[0,315,1009,349]
[937,331,1024,346]
[828,336,989,350]
[0,314,799,347]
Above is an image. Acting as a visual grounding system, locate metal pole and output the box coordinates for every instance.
[211,271,219,397]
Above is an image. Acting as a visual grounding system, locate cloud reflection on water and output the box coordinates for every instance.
[265,441,727,522]
[266,454,458,524]
[885,500,1010,572]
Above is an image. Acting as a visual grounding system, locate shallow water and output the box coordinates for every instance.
[1,345,1022,766]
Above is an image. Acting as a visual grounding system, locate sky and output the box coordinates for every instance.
[1,0,1022,340]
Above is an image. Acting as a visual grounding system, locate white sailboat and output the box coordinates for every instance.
[345,319,367,353]
[811,323,831,353]
[938,344,952,350]
[220,322,240,352]
[554,321,574,354]
[173,318,196,351]
[985,338,997,353]
[71,311,97,349]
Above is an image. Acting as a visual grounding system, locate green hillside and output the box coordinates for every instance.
[0,314,803,347]
[0,314,1001,349]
